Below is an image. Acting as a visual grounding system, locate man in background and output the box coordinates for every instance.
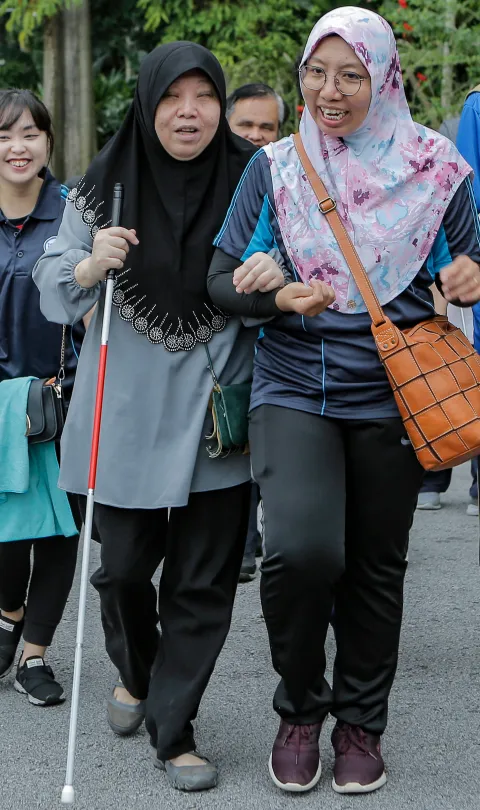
[226,82,286,147]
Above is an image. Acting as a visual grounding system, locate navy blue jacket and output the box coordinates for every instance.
[212,150,480,419]
[0,170,83,395]
[456,89,480,352]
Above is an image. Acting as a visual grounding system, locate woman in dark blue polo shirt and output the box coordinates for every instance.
[0,89,80,707]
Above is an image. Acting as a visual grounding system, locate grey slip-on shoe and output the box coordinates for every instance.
[151,747,218,791]
[107,681,145,736]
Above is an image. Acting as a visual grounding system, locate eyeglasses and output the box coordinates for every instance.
[299,65,369,96]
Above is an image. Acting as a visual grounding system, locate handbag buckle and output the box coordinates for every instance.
[318,197,336,214]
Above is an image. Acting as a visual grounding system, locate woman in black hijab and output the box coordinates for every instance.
[34,43,285,791]
[74,41,263,346]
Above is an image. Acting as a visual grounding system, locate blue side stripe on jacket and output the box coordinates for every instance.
[214,150,263,246]
[426,225,452,278]
[241,194,275,261]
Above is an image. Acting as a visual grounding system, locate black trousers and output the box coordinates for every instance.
[420,468,452,494]
[0,534,79,646]
[86,483,250,760]
[249,405,424,735]
[244,482,261,557]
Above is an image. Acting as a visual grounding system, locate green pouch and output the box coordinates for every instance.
[204,346,251,458]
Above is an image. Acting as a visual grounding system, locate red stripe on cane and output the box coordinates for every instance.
[88,343,108,490]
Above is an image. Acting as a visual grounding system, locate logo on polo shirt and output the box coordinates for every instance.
[44,236,57,251]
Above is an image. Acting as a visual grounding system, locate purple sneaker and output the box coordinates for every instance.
[331,722,387,794]
[269,720,322,793]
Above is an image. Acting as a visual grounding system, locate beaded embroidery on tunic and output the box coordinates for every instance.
[67,178,228,351]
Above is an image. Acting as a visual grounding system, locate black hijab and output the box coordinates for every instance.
[71,42,255,350]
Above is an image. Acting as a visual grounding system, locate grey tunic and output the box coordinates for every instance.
[33,199,254,509]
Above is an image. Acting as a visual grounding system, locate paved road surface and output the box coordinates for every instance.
[1,464,479,810]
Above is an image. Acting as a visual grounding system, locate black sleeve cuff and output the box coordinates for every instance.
[207,248,282,318]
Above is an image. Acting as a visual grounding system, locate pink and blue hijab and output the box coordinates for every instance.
[264,6,471,313]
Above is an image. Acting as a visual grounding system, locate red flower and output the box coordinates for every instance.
[403,22,414,31]
[398,0,408,7]
[416,72,428,82]
[297,104,304,116]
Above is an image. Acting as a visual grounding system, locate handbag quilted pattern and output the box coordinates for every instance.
[373,317,480,470]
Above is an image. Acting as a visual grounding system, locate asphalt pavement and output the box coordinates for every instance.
[1,463,479,810]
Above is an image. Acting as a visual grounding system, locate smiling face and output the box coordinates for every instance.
[154,69,222,161]
[0,108,49,187]
[302,35,371,138]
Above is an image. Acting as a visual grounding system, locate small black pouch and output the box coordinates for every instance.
[26,378,65,444]
[26,326,67,444]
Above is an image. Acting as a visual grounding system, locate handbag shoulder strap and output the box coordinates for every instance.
[58,325,66,383]
[293,132,386,327]
[204,343,220,389]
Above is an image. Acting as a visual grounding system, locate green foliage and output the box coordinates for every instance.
[94,71,136,146]
[2,0,480,139]
[0,0,82,49]
[377,0,480,127]
[0,0,365,138]
[137,0,172,32]
[91,0,158,145]
[0,25,41,90]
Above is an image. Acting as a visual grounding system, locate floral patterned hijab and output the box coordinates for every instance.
[265,6,471,313]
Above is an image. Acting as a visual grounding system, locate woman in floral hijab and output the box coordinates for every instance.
[209,6,480,796]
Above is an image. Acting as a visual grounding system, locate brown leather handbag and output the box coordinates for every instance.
[294,132,480,471]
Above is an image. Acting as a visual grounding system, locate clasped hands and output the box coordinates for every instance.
[233,252,335,316]
[237,252,480,312]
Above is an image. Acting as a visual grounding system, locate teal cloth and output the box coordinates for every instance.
[0,377,77,542]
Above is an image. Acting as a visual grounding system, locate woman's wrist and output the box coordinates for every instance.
[275,287,292,312]
[74,257,96,289]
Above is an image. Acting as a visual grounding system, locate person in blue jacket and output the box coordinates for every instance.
[457,86,480,212]
[419,85,480,514]
[458,86,480,514]
[0,89,81,706]
[457,85,480,357]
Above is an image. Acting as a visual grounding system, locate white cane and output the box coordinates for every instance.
[61,183,124,805]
